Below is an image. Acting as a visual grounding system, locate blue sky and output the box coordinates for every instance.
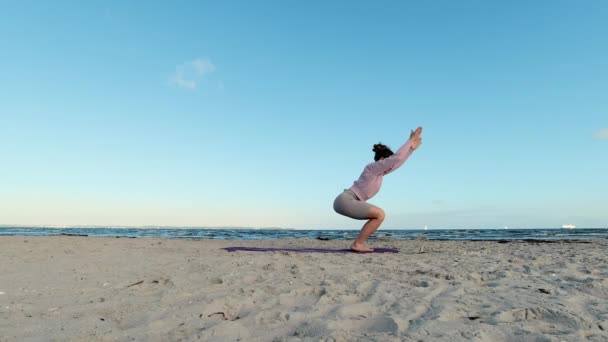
[1,1,606,229]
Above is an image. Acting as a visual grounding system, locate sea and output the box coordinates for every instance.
[1,227,607,241]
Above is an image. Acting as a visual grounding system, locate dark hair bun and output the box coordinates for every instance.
[372,143,394,162]
[373,144,384,153]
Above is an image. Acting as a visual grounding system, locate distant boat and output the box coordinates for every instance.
[561,224,576,229]
[423,225,428,230]
[504,226,509,229]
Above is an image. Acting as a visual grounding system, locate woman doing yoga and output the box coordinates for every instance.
[333,127,423,252]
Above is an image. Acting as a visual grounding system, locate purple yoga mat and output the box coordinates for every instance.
[222,247,399,253]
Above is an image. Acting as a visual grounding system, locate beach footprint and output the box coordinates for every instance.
[495,306,590,334]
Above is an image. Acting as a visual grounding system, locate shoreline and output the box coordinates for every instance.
[2,231,607,242]
[3,227,607,243]
[15,231,605,241]
[1,236,607,341]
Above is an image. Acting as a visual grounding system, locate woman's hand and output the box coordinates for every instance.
[409,127,423,151]
[410,127,423,139]
[410,136,422,151]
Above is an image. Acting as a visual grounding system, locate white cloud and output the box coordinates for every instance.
[593,129,608,140]
[169,58,216,90]
[191,59,215,74]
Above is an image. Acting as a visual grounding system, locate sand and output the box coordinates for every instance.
[1,236,607,342]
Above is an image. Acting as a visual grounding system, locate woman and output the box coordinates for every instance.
[334,127,423,252]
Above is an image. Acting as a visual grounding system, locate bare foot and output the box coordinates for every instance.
[351,242,374,253]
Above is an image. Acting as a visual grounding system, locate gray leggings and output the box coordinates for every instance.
[333,189,373,220]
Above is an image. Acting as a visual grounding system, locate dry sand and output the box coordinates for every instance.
[1,236,607,342]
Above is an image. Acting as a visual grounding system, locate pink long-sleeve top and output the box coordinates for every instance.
[349,139,415,201]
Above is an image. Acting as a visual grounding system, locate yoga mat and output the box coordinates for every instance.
[222,247,399,253]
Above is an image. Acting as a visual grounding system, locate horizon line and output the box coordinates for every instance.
[0,224,605,230]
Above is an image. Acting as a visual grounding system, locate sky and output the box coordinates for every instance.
[1,0,606,229]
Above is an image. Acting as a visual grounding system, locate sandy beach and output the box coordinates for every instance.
[1,236,607,342]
